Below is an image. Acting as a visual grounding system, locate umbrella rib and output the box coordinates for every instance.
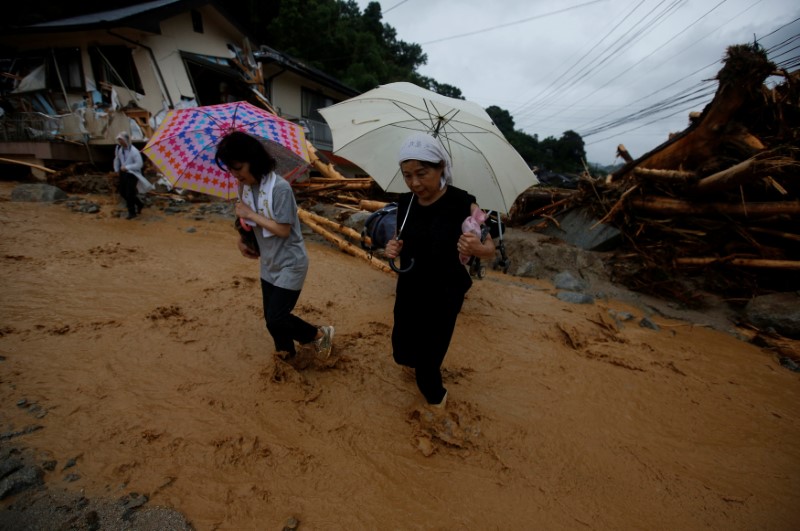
[434,122,513,212]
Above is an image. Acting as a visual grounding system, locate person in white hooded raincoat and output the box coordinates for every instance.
[113,131,153,219]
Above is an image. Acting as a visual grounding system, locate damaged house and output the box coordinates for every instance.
[0,0,358,177]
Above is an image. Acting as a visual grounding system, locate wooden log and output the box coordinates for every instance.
[359,199,389,212]
[333,202,361,211]
[633,167,697,181]
[693,157,793,194]
[309,177,373,184]
[749,226,800,242]
[293,181,373,190]
[0,157,56,173]
[293,182,373,193]
[629,197,800,217]
[297,209,391,274]
[335,194,359,202]
[306,141,348,180]
[675,257,800,269]
[297,207,367,244]
[517,187,577,205]
[616,144,633,163]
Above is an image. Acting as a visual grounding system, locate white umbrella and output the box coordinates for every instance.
[318,82,538,214]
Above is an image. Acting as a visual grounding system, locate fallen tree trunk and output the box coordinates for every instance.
[297,208,391,274]
[629,197,800,217]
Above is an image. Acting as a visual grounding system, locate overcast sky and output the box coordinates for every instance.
[353,0,799,166]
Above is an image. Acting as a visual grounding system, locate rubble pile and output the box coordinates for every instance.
[512,43,799,307]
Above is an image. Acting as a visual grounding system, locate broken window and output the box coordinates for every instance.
[88,45,144,95]
[48,48,83,92]
[0,48,84,94]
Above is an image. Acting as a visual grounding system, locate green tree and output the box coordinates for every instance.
[485,105,515,137]
[261,0,427,92]
[555,130,586,172]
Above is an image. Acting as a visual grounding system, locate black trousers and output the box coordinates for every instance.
[392,285,465,404]
[260,279,318,356]
[118,172,143,216]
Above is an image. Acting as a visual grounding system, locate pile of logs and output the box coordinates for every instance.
[511,43,799,306]
[297,202,393,274]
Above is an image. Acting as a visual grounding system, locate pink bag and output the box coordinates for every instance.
[460,206,487,264]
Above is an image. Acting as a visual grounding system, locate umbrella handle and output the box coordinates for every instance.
[389,257,414,273]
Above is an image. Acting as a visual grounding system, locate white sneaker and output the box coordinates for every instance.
[314,325,334,358]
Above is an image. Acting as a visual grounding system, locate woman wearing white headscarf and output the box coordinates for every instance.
[113,131,153,219]
[385,133,496,408]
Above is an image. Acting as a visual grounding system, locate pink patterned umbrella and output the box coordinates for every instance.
[142,101,310,199]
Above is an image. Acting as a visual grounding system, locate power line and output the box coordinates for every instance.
[383,0,409,14]
[579,15,797,144]
[513,0,689,123]
[509,0,648,117]
[580,82,716,137]
[419,0,606,45]
[572,0,752,132]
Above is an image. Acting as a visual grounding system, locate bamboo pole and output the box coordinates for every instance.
[297,208,391,274]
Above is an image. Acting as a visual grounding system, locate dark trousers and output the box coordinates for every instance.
[118,172,143,216]
[260,279,318,356]
[392,286,464,404]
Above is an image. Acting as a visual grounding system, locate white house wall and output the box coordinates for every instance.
[147,6,246,106]
[266,68,353,120]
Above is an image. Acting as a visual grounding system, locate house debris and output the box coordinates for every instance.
[510,43,799,307]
